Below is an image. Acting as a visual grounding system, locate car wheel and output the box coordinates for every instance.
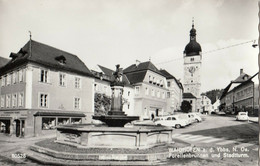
[195,119,199,123]
[175,124,181,129]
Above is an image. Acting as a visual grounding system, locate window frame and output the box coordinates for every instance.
[39,93,49,108]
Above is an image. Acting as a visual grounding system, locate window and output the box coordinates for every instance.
[157,91,160,98]
[145,87,149,95]
[162,92,165,99]
[40,69,48,83]
[40,93,48,108]
[151,89,155,96]
[6,75,11,85]
[1,76,5,87]
[12,93,17,107]
[1,95,5,108]
[12,72,18,84]
[18,92,24,107]
[6,95,11,108]
[42,118,56,130]
[167,92,171,98]
[128,104,130,109]
[59,73,66,86]
[190,100,193,104]
[191,58,194,61]
[128,91,130,96]
[75,77,81,89]
[74,97,81,109]
[149,76,152,83]
[71,118,82,124]
[135,86,140,95]
[58,118,70,125]
[167,81,171,87]
[19,70,24,82]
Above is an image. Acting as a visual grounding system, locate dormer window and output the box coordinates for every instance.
[55,55,66,65]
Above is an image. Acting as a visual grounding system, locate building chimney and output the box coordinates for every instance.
[136,60,141,67]
[240,69,243,75]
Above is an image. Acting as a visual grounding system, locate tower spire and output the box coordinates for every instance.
[192,17,194,28]
[29,31,32,57]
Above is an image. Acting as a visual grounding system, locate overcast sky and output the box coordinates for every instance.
[0,0,258,92]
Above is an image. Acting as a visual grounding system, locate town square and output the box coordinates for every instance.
[0,0,259,166]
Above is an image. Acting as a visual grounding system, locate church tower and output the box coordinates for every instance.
[183,19,202,112]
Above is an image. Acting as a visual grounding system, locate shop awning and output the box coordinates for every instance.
[34,111,86,117]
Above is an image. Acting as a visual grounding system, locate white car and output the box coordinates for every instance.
[177,114,192,125]
[154,116,188,128]
[236,112,249,121]
[188,113,202,123]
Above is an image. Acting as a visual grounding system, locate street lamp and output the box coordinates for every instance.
[252,40,258,48]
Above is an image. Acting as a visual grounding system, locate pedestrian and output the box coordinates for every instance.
[151,114,154,121]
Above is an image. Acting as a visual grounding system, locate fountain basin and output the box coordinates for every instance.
[55,124,173,149]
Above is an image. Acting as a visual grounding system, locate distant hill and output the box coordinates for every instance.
[204,89,224,104]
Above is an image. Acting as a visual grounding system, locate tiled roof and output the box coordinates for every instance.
[95,65,132,86]
[0,40,93,77]
[0,57,10,68]
[220,72,258,100]
[123,61,163,75]
[233,72,251,83]
[159,69,183,90]
[124,71,147,84]
[98,65,114,77]
[183,93,196,99]
[159,69,174,79]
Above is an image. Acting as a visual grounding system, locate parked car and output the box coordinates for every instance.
[177,114,192,125]
[236,112,249,121]
[188,113,202,123]
[154,115,188,128]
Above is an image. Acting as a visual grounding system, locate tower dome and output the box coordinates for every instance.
[184,21,202,56]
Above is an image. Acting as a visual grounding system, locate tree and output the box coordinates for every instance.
[94,93,111,115]
[181,100,192,113]
[204,89,224,104]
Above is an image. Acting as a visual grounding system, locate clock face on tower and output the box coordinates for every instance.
[188,66,195,74]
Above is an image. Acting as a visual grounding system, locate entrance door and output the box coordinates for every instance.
[15,120,20,137]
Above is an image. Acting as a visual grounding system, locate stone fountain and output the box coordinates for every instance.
[55,65,173,150]
[93,64,139,127]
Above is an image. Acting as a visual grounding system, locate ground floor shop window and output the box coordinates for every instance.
[58,118,70,125]
[71,118,82,124]
[42,118,56,130]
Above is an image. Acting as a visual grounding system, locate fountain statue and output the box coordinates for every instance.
[93,64,139,127]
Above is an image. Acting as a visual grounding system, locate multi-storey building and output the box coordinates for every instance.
[200,94,213,114]
[160,69,183,112]
[0,40,95,137]
[123,60,168,120]
[91,65,134,116]
[220,69,258,116]
[183,20,202,112]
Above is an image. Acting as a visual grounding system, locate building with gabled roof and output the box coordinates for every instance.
[0,39,95,137]
[123,60,168,119]
[91,65,134,116]
[220,69,258,116]
[160,69,183,112]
